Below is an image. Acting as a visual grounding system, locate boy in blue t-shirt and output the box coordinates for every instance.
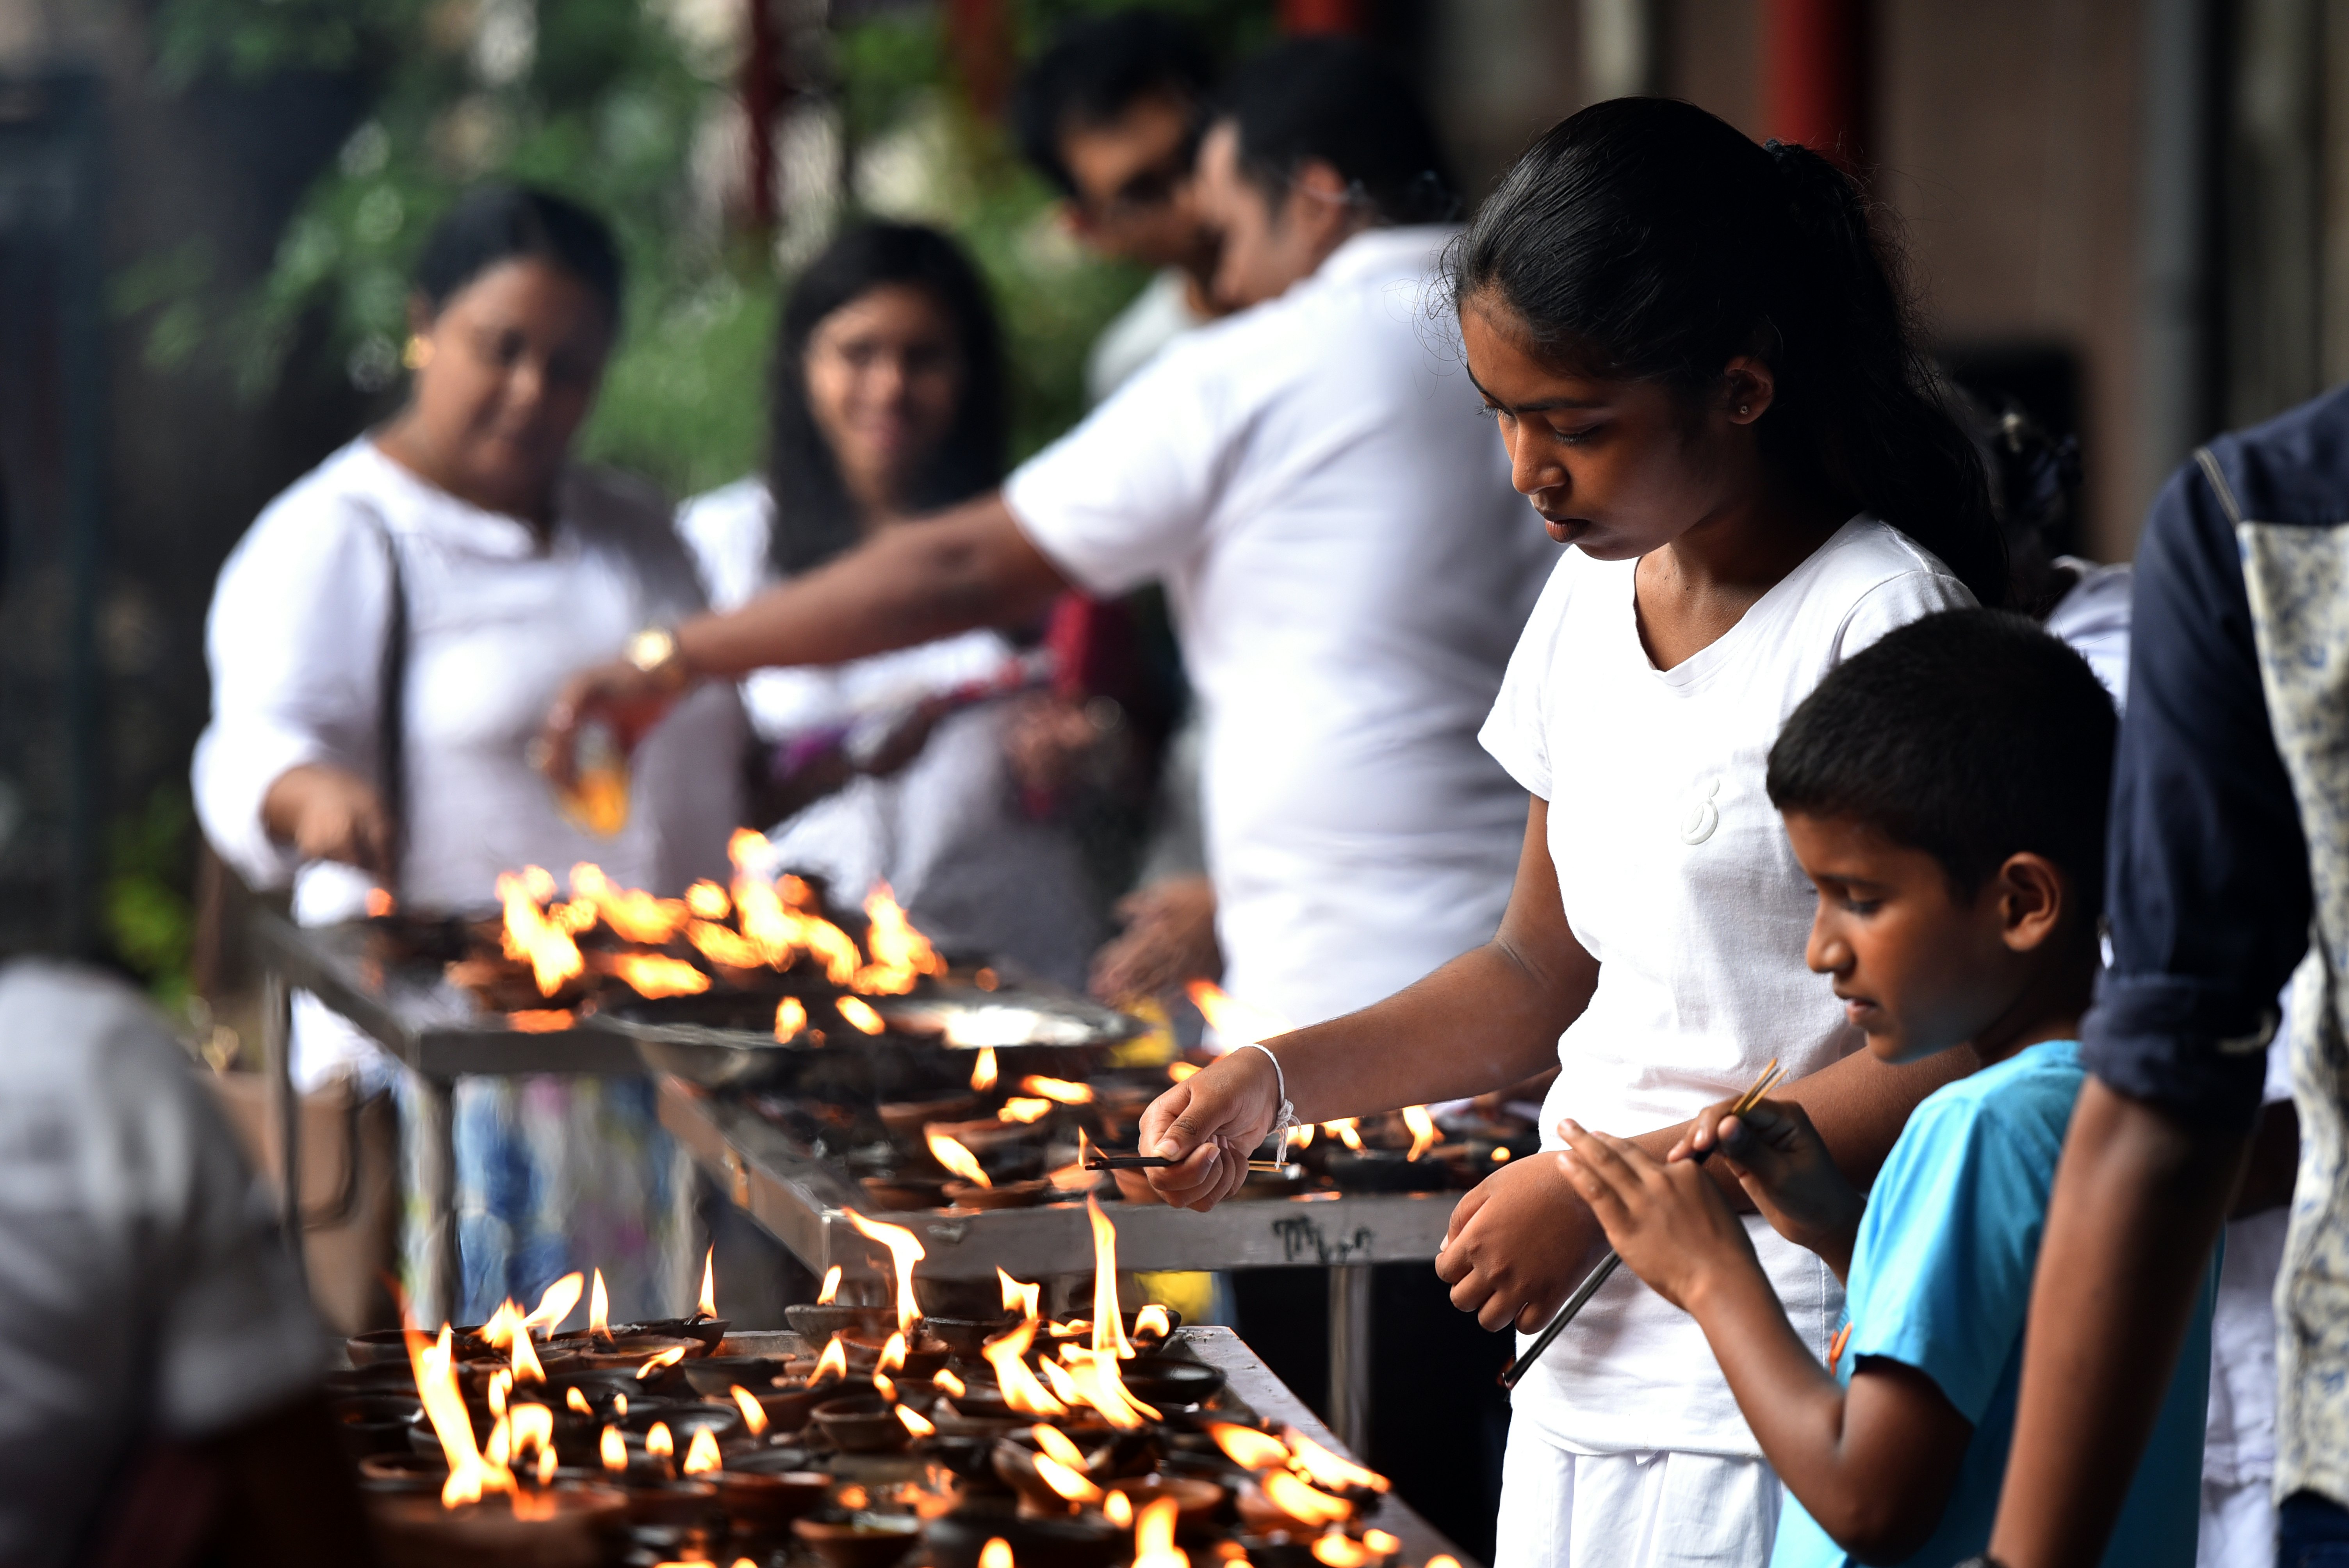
[1554,609,2214,1568]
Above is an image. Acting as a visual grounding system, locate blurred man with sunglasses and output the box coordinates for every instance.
[1012,9,1224,401]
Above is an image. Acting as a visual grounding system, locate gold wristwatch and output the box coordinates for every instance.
[624,626,695,694]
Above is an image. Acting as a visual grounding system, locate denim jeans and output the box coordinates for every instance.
[2280,1491,2349,1568]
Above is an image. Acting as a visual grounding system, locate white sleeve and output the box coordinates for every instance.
[191,492,395,890]
[1831,569,1977,664]
[1477,552,1577,800]
[1002,334,1235,596]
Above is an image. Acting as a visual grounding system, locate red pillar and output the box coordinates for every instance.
[947,0,1014,118]
[1762,0,1869,169]
[1279,0,1367,35]
[742,0,782,232]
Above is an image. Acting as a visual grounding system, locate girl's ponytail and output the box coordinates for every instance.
[1449,100,2006,607]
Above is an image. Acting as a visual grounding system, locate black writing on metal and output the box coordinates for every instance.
[1271,1215,1376,1265]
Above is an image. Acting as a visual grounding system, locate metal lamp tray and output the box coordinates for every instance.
[597,977,1149,1090]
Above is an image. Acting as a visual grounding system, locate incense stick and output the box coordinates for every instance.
[1084,1151,1290,1172]
[1497,1058,1784,1390]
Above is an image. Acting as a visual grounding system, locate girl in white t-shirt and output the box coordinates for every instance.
[1122,99,2004,1564]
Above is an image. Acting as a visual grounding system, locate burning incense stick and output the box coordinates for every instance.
[1498,1057,1785,1390]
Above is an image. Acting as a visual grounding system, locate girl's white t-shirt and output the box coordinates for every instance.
[1479,516,1974,1458]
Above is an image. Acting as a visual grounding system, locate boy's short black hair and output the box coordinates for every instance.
[1011,10,1215,198]
[1766,609,2118,918]
[1216,37,1456,226]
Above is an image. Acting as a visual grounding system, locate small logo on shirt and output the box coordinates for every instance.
[1679,778,1722,845]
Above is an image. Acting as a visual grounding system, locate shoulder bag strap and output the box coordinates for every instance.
[362,506,408,896]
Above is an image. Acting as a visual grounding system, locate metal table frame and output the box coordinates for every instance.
[253,912,646,1324]
[660,1078,1458,1455]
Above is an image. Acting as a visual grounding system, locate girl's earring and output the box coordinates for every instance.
[1737,404,1751,416]
[403,334,435,371]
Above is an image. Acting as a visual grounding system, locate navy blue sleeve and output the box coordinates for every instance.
[2078,460,2308,1129]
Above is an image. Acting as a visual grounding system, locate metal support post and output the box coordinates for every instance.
[1328,1263,1373,1456]
[410,1072,461,1325]
[263,967,303,1275]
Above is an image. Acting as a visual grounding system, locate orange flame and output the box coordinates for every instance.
[1134,1495,1189,1568]
[971,1046,998,1091]
[1030,1424,1086,1468]
[1324,1119,1365,1153]
[817,1265,842,1304]
[589,1269,611,1340]
[682,1425,722,1475]
[1020,1075,1094,1105]
[837,996,886,1035]
[775,997,808,1041]
[896,1404,937,1438]
[1492,1146,1512,1163]
[1285,1428,1390,1493]
[997,1097,1052,1124]
[566,1388,593,1416]
[636,1345,687,1380]
[731,1385,769,1436]
[1134,1304,1172,1340]
[604,951,711,999]
[688,919,765,969]
[1032,1452,1103,1505]
[508,1404,554,1476]
[407,1323,510,1507]
[997,1268,1041,1319]
[1087,1197,1134,1360]
[1261,1472,1352,1527]
[487,1370,512,1417]
[1168,1061,1201,1083]
[600,1425,626,1471]
[613,1394,626,1419]
[1105,1490,1134,1528]
[645,1422,674,1460]
[498,869,585,996]
[873,1368,897,1403]
[568,864,688,944]
[927,1130,991,1188]
[857,883,946,994]
[980,1318,1066,1417]
[842,1208,926,1333]
[684,880,730,919]
[524,1272,584,1336]
[1402,1105,1440,1162]
[980,1541,1014,1568]
[813,1333,850,1385]
[697,1246,717,1320]
[1288,1123,1316,1149]
[935,1367,966,1398]
[1208,1423,1290,1470]
[1310,1537,1374,1568]
[877,1331,908,1376]
[1184,980,1291,1045]
[508,1009,573,1032]
[366,887,396,918]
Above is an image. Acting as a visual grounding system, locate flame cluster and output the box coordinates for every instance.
[1209,1417,1396,1541]
[490,839,945,1014]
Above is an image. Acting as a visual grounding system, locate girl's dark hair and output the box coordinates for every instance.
[766,222,1007,576]
[414,183,624,322]
[1449,98,2005,606]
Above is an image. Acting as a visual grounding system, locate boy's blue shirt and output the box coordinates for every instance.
[1770,1039,2215,1568]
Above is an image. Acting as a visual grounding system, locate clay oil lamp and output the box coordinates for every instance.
[1114,1356,1224,1417]
[861,1172,953,1211]
[792,1510,923,1568]
[372,1322,633,1568]
[714,1452,833,1532]
[1321,1108,1451,1194]
[924,1509,1121,1568]
[1302,1527,1408,1566]
[879,1092,978,1141]
[1105,1474,1228,1534]
[334,1393,423,1460]
[677,1351,786,1397]
[928,1127,1052,1211]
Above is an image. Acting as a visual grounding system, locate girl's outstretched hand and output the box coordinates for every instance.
[1555,1119,1761,1314]
[1116,1049,1282,1212]
[1674,1096,1864,1280]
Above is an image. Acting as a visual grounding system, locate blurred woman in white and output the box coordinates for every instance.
[194,185,740,1319]
[680,222,1097,985]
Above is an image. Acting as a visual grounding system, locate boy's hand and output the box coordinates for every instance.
[1435,1154,1609,1331]
[1555,1119,1762,1314]
[1674,1096,1865,1279]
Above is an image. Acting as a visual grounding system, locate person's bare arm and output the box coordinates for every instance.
[1558,1126,1972,1560]
[1126,799,1972,1331]
[541,495,1067,775]
[1987,1080,2247,1568]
